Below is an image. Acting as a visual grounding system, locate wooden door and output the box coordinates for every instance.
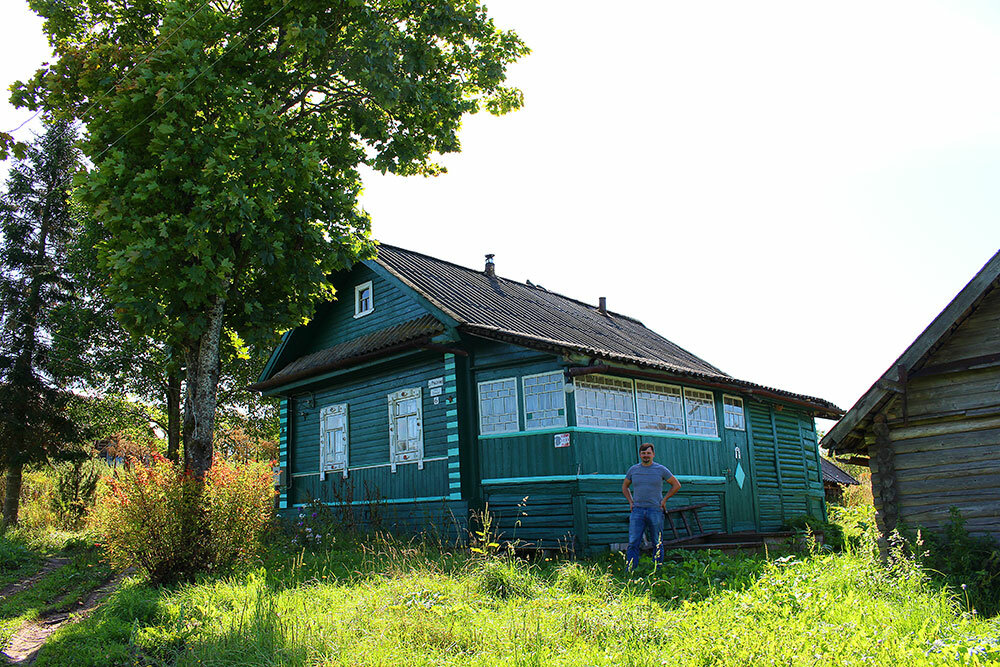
[722,396,757,532]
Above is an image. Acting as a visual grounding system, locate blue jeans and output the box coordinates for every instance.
[626,506,664,570]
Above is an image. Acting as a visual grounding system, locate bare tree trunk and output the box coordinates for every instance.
[2,463,23,530]
[183,298,226,480]
[166,372,181,463]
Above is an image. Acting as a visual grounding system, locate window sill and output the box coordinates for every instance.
[353,308,375,319]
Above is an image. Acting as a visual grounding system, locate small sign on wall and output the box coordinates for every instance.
[554,433,570,448]
[428,377,444,389]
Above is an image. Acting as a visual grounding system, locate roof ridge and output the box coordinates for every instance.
[377,242,645,324]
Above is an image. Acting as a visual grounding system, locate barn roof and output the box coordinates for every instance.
[370,244,842,416]
[821,249,1000,454]
[821,458,861,486]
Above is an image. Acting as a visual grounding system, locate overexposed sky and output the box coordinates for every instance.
[2,1,999,426]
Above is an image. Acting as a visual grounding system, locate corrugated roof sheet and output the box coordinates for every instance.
[821,458,861,486]
[375,245,842,414]
[251,314,444,391]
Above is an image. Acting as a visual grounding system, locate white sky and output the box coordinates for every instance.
[3,1,999,429]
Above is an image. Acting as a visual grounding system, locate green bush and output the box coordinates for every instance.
[471,558,536,599]
[554,561,611,596]
[918,508,1000,616]
[784,514,846,551]
[93,453,275,584]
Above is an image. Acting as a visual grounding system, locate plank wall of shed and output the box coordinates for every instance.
[871,285,1000,538]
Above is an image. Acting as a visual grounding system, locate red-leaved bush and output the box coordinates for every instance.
[93,453,275,584]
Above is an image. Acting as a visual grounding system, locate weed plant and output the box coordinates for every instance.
[30,512,1000,667]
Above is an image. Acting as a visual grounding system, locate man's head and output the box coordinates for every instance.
[639,443,654,464]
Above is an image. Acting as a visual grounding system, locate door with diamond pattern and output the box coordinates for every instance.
[722,397,756,532]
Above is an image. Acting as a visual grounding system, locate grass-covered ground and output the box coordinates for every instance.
[0,507,993,667]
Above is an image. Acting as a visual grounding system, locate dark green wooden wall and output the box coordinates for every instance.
[285,352,463,510]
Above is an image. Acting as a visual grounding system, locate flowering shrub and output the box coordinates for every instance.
[93,453,275,584]
[289,499,335,549]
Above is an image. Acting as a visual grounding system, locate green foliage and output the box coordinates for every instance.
[0,117,85,526]
[915,507,1000,616]
[15,0,528,478]
[27,527,1000,667]
[471,558,536,600]
[92,454,275,584]
[0,529,38,572]
[784,513,846,551]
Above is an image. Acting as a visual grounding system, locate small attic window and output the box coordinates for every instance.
[354,281,374,318]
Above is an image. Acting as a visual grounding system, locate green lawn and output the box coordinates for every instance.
[23,521,1000,667]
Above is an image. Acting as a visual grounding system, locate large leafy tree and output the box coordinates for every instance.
[15,0,527,478]
[0,118,83,528]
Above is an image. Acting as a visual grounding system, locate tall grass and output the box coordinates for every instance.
[32,520,1000,667]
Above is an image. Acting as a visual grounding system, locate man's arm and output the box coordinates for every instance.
[622,478,633,510]
[660,476,681,510]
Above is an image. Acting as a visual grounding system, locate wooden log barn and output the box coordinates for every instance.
[822,249,1000,543]
[251,245,843,554]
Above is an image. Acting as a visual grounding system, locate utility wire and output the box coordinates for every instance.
[90,0,294,166]
[5,0,216,136]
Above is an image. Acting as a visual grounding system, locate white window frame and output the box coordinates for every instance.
[478,377,520,435]
[354,281,374,318]
[684,388,719,438]
[522,371,568,431]
[723,395,746,431]
[388,387,423,472]
[319,403,349,479]
[636,380,685,434]
[574,374,637,431]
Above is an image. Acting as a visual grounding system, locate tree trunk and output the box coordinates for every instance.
[2,463,24,530]
[166,372,181,463]
[183,297,226,479]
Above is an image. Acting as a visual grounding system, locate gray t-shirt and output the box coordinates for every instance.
[626,462,674,508]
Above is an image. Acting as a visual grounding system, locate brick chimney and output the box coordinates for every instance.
[485,254,495,278]
[599,297,607,315]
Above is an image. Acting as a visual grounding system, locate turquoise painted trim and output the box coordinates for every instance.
[447,447,459,457]
[448,461,460,470]
[481,474,726,486]
[280,500,288,509]
[447,434,459,443]
[449,481,462,489]
[449,472,461,480]
[446,409,458,418]
[446,421,459,429]
[445,384,456,393]
[444,362,456,371]
[293,495,455,508]
[444,373,456,383]
[478,426,721,442]
[449,492,462,500]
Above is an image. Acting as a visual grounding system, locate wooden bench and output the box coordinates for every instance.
[660,503,718,545]
[611,503,718,552]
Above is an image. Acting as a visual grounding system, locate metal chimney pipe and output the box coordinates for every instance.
[599,296,607,315]
[485,254,495,278]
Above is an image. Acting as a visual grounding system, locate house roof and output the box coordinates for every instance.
[821,249,1000,454]
[251,314,444,391]
[371,244,842,416]
[820,458,861,486]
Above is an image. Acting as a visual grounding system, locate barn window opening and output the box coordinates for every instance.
[522,371,567,430]
[478,377,519,434]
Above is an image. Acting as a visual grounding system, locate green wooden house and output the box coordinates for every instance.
[251,245,843,553]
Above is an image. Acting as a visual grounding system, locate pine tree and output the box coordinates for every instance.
[0,118,83,528]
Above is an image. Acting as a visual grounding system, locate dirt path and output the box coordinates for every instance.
[1,572,126,665]
[0,559,70,602]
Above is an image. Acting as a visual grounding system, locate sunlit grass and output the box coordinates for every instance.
[31,521,1000,667]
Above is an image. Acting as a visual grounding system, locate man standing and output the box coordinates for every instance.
[622,442,681,570]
